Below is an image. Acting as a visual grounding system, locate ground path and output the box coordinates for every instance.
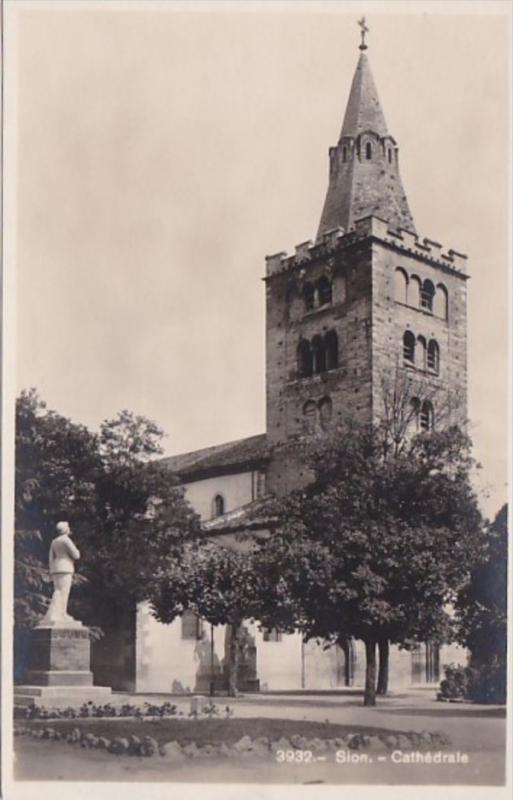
[12,688,507,786]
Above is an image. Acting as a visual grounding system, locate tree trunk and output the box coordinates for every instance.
[377,637,389,695]
[227,623,241,697]
[364,637,377,706]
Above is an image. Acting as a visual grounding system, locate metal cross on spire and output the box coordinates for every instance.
[358,16,369,51]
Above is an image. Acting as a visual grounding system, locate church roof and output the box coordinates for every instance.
[162,433,269,481]
[317,46,416,240]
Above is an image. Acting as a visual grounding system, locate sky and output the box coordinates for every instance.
[8,0,511,517]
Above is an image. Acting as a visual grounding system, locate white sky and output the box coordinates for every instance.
[9,0,511,518]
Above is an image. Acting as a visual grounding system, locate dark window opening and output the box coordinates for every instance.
[213,494,225,517]
[312,335,326,374]
[317,276,332,306]
[419,401,434,432]
[388,148,392,163]
[427,340,439,373]
[365,142,372,160]
[303,283,315,311]
[325,330,339,370]
[342,146,348,163]
[420,279,435,312]
[298,339,313,378]
[403,330,415,364]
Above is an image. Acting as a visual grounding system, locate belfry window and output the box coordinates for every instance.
[388,148,392,163]
[317,276,332,306]
[365,142,372,160]
[303,283,315,311]
[403,330,415,365]
[427,340,439,373]
[419,401,434,432]
[342,146,348,163]
[312,335,326,374]
[325,330,339,370]
[420,280,435,312]
[298,339,313,378]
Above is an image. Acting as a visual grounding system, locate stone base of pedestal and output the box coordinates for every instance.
[14,684,112,707]
[16,622,112,707]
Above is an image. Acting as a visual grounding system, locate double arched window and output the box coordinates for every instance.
[394,268,448,320]
[303,276,333,312]
[298,330,339,378]
[402,330,440,374]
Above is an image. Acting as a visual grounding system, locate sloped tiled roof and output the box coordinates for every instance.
[202,496,276,535]
[161,433,269,481]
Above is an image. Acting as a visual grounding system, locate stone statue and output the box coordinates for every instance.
[38,521,82,627]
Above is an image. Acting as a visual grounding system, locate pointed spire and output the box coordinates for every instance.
[317,25,416,240]
[339,52,389,140]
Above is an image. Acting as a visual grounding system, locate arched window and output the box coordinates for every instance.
[342,146,348,163]
[403,330,415,365]
[303,283,315,311]
[317,276,332,306]
[417,335,427,370]
[419,401,434,431]
[394,268,408,304]
[409,275,422,307]
[427,340,439,373]
[303,400,317,435]
[325,330,339,370]
[318,396,333,431]
[297,339,313,378]
[420,279,435,312]
[365,142,372,160]
[212,494,225,517]
[434,283,448,320]
[388,148,392,164]
[312,335,326,374]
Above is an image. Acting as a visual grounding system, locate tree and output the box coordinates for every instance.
[455,504,507,703]
[15,391,201,642]
[252,421,484,706]
[15,389,99,630]
[150,540,260,697]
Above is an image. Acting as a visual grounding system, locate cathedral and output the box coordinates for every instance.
[93,27,468,694]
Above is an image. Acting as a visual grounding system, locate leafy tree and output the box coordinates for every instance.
[15,390,201,643]
[150,540,260,697]
[455,504,507,702]
[15,389,99,630]
[252,422,484,706]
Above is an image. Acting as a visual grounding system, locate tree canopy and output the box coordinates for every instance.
[15,389,201,631]
[251,422,485,705]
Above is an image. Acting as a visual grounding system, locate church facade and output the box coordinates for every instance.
[101,35,469,694]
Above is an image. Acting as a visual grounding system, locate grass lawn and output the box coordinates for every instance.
[17,717,416,746]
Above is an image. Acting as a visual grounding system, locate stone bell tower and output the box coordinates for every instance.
[265,23,468,497]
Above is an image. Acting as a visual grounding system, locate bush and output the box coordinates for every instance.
[438,661,507,704]
[437,664,471,701]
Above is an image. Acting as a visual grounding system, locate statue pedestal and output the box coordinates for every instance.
[15,623,112,707]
